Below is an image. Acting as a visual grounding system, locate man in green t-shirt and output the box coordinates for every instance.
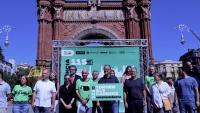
[76,68,94,113]
[145,65,156,113]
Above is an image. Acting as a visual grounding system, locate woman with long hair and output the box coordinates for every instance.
[121,66,132,84]
[12,75,32,113]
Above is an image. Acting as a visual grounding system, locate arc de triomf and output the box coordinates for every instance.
[36,0,152,68]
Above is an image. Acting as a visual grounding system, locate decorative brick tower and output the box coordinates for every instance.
[36,0,152,67]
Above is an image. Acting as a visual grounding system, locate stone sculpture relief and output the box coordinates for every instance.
[39,7,47,19]
[54,7,62,18]
[63,10,125,21]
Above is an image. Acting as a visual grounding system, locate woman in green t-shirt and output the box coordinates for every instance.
[12,75,32,113]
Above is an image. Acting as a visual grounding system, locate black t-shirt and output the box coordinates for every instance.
[98,75,119,84]
[124,78,144,101]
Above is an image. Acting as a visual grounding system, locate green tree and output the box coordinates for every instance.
[3,67,36,89]
[16,67,31,76]
[0,46,5,60]
[15,66,38,88]
[3,73,19,89]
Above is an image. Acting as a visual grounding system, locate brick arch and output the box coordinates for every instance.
[73,26,119,40]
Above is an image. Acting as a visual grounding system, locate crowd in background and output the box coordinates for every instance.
[0,62,199,113]
[145,61,199,113]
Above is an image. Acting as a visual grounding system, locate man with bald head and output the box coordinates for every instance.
[76,68,94,113]
[32,68,56,113]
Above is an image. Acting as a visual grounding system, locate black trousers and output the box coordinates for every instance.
[92,101,102,113]
[127,100,143,113]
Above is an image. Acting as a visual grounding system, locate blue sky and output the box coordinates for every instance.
[0,0,200,65]
[152,0,200,61]
[0,0,37,65]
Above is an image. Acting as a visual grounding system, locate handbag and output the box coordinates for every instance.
[162,98,171,111]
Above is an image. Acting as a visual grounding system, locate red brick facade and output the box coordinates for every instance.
[36,0,152,67]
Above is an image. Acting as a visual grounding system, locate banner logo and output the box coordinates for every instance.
[61,50,74,56]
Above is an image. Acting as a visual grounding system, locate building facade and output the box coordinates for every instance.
[0,60,12,75]
[154,60,182,80]
[179,48,200,65]
[36,0,152,67]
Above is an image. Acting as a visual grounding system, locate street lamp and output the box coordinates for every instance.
[176,24,200,45]
[0,25,14,47]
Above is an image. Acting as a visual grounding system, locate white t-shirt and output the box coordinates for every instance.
[33,80,56,107]
[0,81,11,108]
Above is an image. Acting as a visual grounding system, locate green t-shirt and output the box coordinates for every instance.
[12,85,32,102]
[145,75,155,88]
[76,79,94,107]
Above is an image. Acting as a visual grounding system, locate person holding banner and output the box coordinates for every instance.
[59,74,76,113]
[76,68,94,113]
[92,70,102,113]
[123,67,146,113]
[98,64,119,113]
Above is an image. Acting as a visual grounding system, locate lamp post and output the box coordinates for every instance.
[176,24,200,45]
[0,25,14,47]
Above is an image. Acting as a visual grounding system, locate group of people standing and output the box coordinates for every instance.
[60,64,120,113]
[0,62,199,113]
[0,72,33,113]
[0,68,56,113]
[60,64,146,113]
[61,64,147,113]
[145,61,200,113]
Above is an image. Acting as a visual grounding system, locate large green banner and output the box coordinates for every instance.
[60,46,140,84]
[60,46,140,113]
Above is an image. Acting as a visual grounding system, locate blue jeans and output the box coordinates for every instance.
[77,101,92,113]
[12,103,29,113]
[111,101,119,113]
[0,108,7,113]
[34,106,52,113]
[179,101,196,113]
[147,95,153,113]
